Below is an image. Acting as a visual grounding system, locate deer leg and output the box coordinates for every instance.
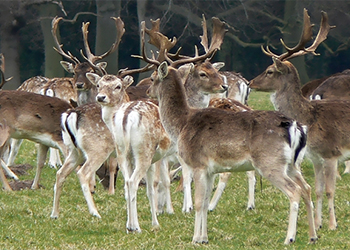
[0,158,12,191]
[2,138,22,180]
[145,163,160,230]
[343,160,350,174]
[246,170,256,210]
[209,172,231,211]
[289,166,318,243]
[51,149,81,218]
[31,143,49,189]
[48,148,62,169]
[117,153,139,233]
[262,164,302,245]
[313,161,325,230]
[153,161,163,214]
[324,158,338,230]
[108,156,118,195]
[179,159,193,213]
[192,167,214,244]
[76,156,108,218]
[161,158,174,214]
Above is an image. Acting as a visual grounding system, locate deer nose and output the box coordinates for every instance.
[97,95,106,103]
[221,85,228,92]
[76,82,85,89]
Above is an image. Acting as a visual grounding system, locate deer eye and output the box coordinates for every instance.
[96,84,100,88]
[266,70,274,75]
[199,72,207,78]
[115,85,121,90]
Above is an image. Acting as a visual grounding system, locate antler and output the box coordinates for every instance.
[51,16,81,65]
[118,64,155,78]
[80,17,125,75]
[170,16,227,68]
[143,19,177,63]
[0,54,13,89]
[139,16,227,69]
[262,8,335,61]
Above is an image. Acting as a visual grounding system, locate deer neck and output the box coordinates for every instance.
[272,71,315,126]
[77,87,98,106]
[158,68,192,143]
[100,94,130,132]
[184,76,210,108]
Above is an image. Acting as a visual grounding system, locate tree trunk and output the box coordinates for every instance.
[95,0,121,75]
[39,3,64,78]
[0,2,21,89]
[283,1,309,84]
[137,0,156,81]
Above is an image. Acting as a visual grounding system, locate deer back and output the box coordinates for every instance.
[310,73,350,100]
[0,90,71,147]
[17,76,49,93]
[218,71,250,104]
[61,103,114,150]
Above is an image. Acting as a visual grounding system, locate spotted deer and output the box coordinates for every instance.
[67,17,227,233]
[50,17,131,220]
[250,9,349,231]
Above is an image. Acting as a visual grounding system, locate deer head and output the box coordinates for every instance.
[250,9,334,93]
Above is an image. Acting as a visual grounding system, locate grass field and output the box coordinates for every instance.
[1,91,350,249]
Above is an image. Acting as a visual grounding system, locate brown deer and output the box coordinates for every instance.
[50,17,130,220]
[0,54,72,191]
[61,17,227,233]
[144,15,316,244]
[250,9,349,231]
[2,16,107,181]
[145,59,316,245]
[4,75,78,176]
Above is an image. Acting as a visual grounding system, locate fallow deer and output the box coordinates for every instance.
[4,75,78,177]
[0,54,72,191]
[75,17,228,233]
[2,16,107,181]
[250,9,348,231]
[145,47,316,245]
[50,17,128,220]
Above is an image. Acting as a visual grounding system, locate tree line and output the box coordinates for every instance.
[0,0,349,89]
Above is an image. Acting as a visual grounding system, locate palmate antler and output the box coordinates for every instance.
[139,15,227,68]
[80,17,125,75]
[262,8,335,61]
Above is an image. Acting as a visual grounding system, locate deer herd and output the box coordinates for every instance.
[2,8,350,245]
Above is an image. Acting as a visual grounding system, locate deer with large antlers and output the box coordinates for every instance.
[50,17,129,220]
[249,9,350,231]
[143,15,317,244]
[71,17,227,233]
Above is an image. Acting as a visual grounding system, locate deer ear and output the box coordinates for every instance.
[272,57,287,74]
[158,61,168,80]
[123,75,134,88]
[212,62,225,70]
[178,63,194,84]
[86,73,101,86]
[60,61,75,73]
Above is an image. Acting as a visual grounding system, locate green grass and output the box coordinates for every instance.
[1,92,350,249]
